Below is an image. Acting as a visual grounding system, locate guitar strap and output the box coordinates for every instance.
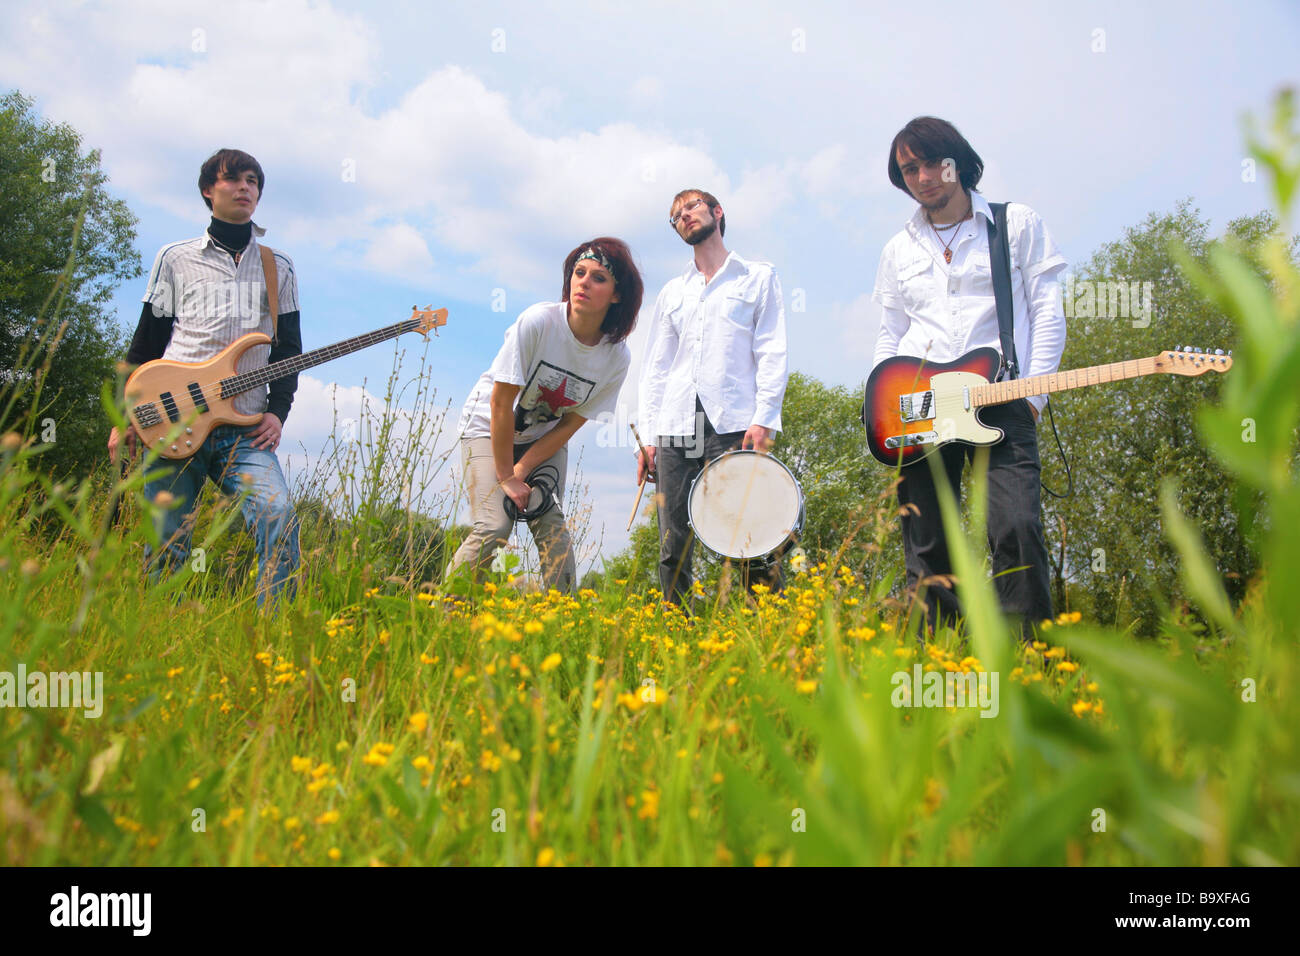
[259,243,280,346]
[986,201,1017,381]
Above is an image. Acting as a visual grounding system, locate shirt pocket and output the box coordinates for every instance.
[964,249,996,298]
[661,294,686,335]
[897,254,933,314]
[718,283,758,331]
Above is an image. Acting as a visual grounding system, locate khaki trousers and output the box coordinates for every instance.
[445,436,576,591]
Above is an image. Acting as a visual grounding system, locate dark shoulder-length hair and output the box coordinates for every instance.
[560,237,643,344]
[887,117,984,194]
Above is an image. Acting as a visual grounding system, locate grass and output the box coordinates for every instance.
[2,91,1298,868]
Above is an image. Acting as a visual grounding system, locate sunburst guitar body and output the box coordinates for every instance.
[862,345,1232,467]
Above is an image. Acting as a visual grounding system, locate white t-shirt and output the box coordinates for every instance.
[458,301,631,444]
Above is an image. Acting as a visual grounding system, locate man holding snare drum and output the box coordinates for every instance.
[636,188,790,608]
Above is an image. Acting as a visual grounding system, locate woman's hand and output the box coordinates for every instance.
[501,475,532,512]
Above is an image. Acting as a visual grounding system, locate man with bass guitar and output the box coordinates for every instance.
[107,148,301,606]
[871,117,1067,639]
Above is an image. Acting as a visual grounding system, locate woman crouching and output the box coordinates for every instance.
[445,238,643,591]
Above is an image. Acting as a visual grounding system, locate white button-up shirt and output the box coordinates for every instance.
[871,192,1067,416]
[639,251,788,438]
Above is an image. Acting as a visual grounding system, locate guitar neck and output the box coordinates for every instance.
[220,317,422,398]
[973,357,1162,407]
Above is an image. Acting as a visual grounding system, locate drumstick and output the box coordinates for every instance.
[627,476,647,531]
[627,422,653,530]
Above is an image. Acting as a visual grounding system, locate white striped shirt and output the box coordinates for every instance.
[142,223,298,417]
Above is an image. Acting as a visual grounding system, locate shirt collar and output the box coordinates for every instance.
[682,249,744,283]
[906,191,991,237]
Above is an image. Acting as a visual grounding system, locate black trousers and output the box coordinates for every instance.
[897,398,1053,639]
[656,400,783,607]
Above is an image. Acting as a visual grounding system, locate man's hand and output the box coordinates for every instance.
[501,475,531,512]
[636,445,658,484]
[108,425,138,464]
[248,413,283,451]
[741,424,772,452]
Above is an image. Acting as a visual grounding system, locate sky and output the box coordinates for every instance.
[2,0,1297,575]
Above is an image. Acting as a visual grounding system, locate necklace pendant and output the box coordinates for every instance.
[943,249,953,265]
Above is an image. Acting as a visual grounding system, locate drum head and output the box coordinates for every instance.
[688,451,802,560]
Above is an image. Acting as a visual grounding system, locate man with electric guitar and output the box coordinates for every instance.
[870,117,1066,639]
[108,148,303,606]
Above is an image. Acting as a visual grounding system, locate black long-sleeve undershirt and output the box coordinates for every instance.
[124,303,303,425]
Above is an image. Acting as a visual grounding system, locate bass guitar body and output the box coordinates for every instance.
[125,333,270,459]
[863,348,1003,467]
[124,306,448,460]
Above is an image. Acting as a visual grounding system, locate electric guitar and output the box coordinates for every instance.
[126,305,448,459]
[862,345,1232,467]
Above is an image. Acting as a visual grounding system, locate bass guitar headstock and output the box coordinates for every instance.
[1154,345,1232,376]
[411,305,449,337]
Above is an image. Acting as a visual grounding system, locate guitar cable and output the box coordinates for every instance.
[1040,398,1074,499]
[503,463,563,522]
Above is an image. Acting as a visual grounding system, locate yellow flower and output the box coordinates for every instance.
[416,592,435,604]
[1072,700,1093,716]
[284,816,301,831]
[408,712,429,733]
[1057,661,1078,673]
[291,756,312,774]
[378,629,390,645]
[524,621,544,635]
[637,789,660,820]
[795,680,818,694]
[537,847,556,867]
[315,810,341,825]
[540,653,562,673]
[328,847,342,860]
[412,755,432,771]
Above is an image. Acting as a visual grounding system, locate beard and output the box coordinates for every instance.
[683,218,717,246]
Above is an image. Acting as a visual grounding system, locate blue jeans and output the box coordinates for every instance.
[143,424,299,606]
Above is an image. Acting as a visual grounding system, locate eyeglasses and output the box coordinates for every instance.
[669,198,709,227]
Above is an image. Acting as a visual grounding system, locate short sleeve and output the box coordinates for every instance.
[581,345,632,421]
[142,247,177,318]
[272,251,300,314]
[488,305,546,386]
[872,240,902,310]
[1011,205,1067,280]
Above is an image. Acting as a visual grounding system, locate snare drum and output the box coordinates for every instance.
[687,450,805,564]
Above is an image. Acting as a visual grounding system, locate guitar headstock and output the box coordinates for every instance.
[1154,345,1233,376]
[411,305,449,337]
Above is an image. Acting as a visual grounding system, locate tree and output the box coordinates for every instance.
[1040,200,1296,635]
[0,91,141,480]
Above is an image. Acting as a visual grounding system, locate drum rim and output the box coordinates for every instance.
[686,449,804,560]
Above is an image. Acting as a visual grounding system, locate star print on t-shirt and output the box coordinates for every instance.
[514,361,596,434]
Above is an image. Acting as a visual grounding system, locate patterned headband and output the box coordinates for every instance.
[576,247,615,281]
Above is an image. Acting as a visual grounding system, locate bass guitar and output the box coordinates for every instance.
[862,345,1231,467]
[126,305,448,459]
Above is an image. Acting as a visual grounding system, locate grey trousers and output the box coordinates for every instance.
[445,436,576,591]
[656,400,783,607]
